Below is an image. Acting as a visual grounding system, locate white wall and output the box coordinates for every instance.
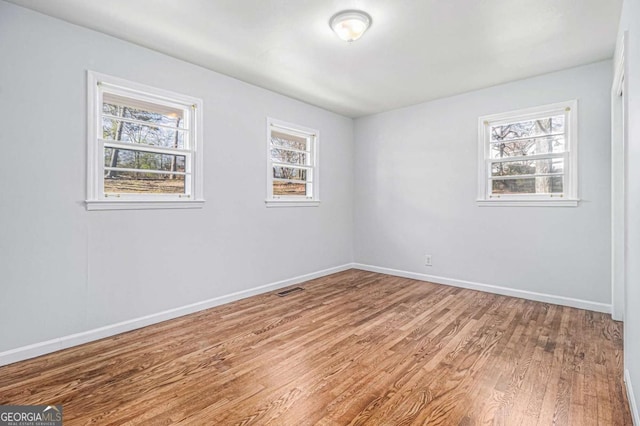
[0,1,354,353]
[354,61,612,306]
[616,0,640,422]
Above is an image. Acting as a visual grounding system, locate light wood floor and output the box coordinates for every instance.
[0,270,631,425]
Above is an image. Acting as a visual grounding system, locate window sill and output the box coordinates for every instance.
[86,199,205,211]
[476,199,579,207]
[265,199,320,208]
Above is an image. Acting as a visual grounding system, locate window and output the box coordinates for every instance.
[86,71,204,210]
[266,118,319,207]
[477,100,578,206]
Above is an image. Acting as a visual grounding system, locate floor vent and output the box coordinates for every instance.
[276,287,304,297]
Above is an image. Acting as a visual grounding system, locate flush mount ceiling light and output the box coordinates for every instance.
[329,10,372,42]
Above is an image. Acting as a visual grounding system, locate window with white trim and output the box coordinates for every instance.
[266,118,319,207]
[477,100,578,207]
[86,71,204,210]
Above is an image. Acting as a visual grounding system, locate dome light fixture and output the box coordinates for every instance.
[329,10,372,42]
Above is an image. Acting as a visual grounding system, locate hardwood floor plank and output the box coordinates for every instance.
[0,270,631,425]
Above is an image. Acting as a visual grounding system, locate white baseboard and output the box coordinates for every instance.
[0,264,353,367]
[0,263,613,367]
[627,369,640,425]
[353,263,611,314]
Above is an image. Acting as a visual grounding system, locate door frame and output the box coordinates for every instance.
[611,31,628,321]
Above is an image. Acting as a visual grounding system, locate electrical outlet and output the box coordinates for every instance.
[425,254,432,266]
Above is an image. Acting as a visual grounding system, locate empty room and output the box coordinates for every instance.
[0,0,639,424]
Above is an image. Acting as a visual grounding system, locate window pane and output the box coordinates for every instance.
[271,130,308,151]
[491,158,564,177]
[492,176,563,194]
[490,136,565,159]
[104,171,185,194]
[105,148,185,172]
[102,118,186,149]
[273,181,309,196]
[273,166,308,181]
[103,93,185,127]
[491,115,564,142]
[271,148,307,165]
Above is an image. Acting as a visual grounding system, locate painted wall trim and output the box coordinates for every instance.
[353,263,611,314]
[626,369,640,426]
[0,264,353,367]
[1,263,613,367]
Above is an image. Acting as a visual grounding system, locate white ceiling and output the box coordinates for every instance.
[7,0,622,117]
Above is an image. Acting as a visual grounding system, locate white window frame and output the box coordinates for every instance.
[477,100,579,207]
[265,118,320,207]
[86,71,204,211]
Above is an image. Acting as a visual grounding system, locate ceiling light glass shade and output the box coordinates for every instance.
[329,10,372,42]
